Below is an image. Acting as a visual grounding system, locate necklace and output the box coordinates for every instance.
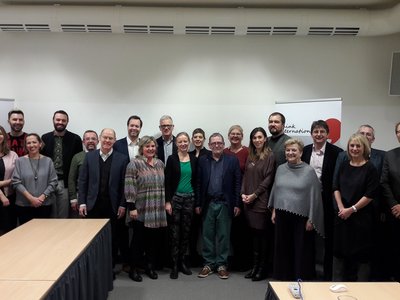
[29,157,40,181]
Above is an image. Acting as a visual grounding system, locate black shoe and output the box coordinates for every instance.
[245,266,258,279]
[252,268,267,281]
[146,269,158,280]
[170,266,179,279]
[179,262,192,275]
[113,271,116,281]
[129,269,143,282]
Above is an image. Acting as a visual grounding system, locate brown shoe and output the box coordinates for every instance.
[217,266,229,279]
[198,265,213,278]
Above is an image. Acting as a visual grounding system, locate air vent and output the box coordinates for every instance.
[61,24,86,32]
[185,26,210,35]
[333,27,359,36]
[124,25,148,34]
[211,26,235,35]
[247,27,272,35]
[308,27,334,36]
[87,25,111,33]
[25,24,50,32]
[149,25,174,34]
[272,27,297,35]
[0,24,25,32]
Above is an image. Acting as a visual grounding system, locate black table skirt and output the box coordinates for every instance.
[45,221,113,300]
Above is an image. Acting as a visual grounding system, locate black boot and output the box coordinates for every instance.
[145,264,158,280]
[129,268,143,282]
[170,265,179,279]
[179,257,192,275]
[252,252,267,281]
[245,251,259,279]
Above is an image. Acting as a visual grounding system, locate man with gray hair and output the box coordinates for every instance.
[156,115,177,163]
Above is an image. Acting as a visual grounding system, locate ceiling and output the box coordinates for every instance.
[0,0,399,36]
[0,0,398,9]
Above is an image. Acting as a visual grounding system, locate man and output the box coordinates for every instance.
[267,112,291,166]
[195,133,241,280]
[113,115,142,273]
[41,110,82,218]
[114,115,142,160]
[7,109,27,157]
[334,124,386,280]
[302,120,343,280]
[78,128,129,271]
[156,115,177,163]
[68,130,99,213]
[381,122,400,281]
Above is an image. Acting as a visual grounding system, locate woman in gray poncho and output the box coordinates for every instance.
[269,138,324,280]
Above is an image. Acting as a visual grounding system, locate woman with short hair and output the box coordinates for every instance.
[269,138,324,280]
[333,133,379,281]
[125,135,167,282]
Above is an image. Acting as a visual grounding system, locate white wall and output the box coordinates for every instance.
[0,32,399,150]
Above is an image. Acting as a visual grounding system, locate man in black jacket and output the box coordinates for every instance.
[41,110,82,218]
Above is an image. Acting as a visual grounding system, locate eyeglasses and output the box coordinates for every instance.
[209,142,224,147]
[159,125,173,129]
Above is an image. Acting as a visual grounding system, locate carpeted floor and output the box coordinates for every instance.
[109,267,269,300]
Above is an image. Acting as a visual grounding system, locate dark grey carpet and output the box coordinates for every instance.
[109,267,268,300]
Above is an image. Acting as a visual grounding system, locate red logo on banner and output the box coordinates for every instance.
[325,118,341,144]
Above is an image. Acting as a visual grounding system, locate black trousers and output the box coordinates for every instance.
[16,205,52,225]
[169,194,194,264]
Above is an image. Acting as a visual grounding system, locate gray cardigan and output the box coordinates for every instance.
[12,156,58,207]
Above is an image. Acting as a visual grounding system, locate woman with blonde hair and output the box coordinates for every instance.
[333,133,379,281]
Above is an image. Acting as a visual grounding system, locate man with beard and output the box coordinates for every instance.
[7,109,27,157]
[114,115,142,160]
[68,130,99,215]
[267,112,291,166]
[41,110,82,218]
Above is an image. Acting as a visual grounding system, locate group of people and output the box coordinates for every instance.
[1,109,400,284]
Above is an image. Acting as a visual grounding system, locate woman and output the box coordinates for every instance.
[381,122,400,281]
[12,133,57,225]
[269,138,324,281]
[224,125,249,174]
[165,132,197,279]
[189,128,210,158]
[125,136,167,282]
[0,125,18,234]
[241,127,275,281]
[224,124,251,271]
[333,133,379,281]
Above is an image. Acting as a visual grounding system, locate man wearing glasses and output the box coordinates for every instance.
[156,115,177,163]
[195,133,241,280]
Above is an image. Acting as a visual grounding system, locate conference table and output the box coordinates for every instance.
[266,281,400,300]
[0,219,113,300]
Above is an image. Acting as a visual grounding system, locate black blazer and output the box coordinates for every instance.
[195,153,241,216]
[156,136,178,163]
[165,153,197,202]
[302,142,343,205]
[113,137,130,159]
[78,150,129,214]
[381,147,400,209]
[41,130,83,186]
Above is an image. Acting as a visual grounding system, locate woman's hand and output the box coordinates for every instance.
[271,209,276,224]
[0,195,10,207]
[338,207,353,220]
[165,202,172,215]
[30,196,43,208]
[242,193,256,204]
[130,209,138,220]
[305,220,314,231]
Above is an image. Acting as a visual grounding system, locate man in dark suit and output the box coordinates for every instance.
[156,115,177,163]
[78,128,130,270]
[381,121,400,281]
[113,115,142,161]
[195,133,241,280]
[41,110,82,218]
[113,115,143,273]
[302,120,343,280]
